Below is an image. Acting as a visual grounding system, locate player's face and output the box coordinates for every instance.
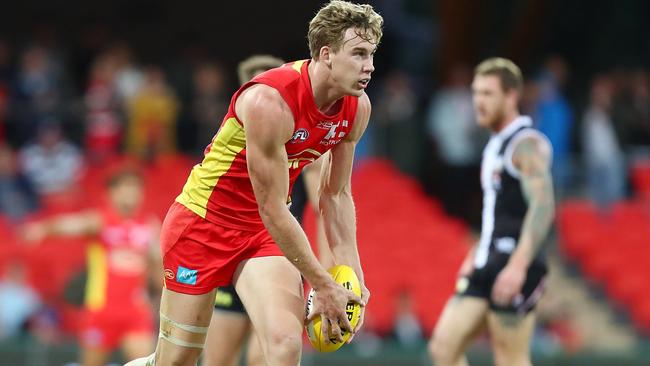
[329,27,376,97]
[472,74,508,130]
[110,177,143,214]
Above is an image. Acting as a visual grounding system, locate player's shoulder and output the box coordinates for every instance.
[514,127,553,156]
[252,60,306,86]
[238,83,292,118]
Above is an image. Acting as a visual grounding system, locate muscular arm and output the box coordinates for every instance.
[509,136,555,268]
[239,85,333,290]
[23,211,102,242]
[319,93,371,284]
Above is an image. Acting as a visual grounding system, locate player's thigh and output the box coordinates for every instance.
[121,332,155,361]
[156,287,217,362]
[487,310,535,365]
[233,257,304,350]
[430,296,488,355]
[203,310,251,366]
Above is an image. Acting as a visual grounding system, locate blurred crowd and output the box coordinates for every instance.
[0,20,649,360]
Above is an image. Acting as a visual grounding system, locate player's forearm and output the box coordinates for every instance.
[259,203,332,289]
[320,191,364,283]
[511,196,555,268]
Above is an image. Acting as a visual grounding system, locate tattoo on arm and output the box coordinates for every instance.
[515,138,555,260]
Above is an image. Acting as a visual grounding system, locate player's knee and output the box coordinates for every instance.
[428,333,457,364]
[263,330,302,364]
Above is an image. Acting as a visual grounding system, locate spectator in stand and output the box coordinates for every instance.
[426,64,486,226]
[84,55,123,162]
[0,144,39,221]
[373,70,419,172]
[13,46,63,145]
[126,66,179,160]
[533,55,573,196]
[191,61,228,150]
[18,121,83,195]
[582,74,625,209]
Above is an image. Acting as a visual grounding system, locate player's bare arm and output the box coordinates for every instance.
[492,136,554,307]
[511,136,555,265]
[319,92,371,337]
[320,93,369,279]
[240,84,361,339]
[22,211,103,243]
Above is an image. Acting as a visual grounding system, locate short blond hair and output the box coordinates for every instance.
[475,57,523,94]
[308,0,383,60]
[237,55,285,85]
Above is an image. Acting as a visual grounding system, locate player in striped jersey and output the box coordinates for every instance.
[428,58,555,366]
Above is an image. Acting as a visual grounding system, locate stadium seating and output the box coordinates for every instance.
[558,199,650,333]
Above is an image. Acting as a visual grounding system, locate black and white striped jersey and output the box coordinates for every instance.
[474,116,552,269]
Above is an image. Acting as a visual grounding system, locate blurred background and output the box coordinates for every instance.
[0,0,649,365]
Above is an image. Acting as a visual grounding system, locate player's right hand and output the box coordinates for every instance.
[306,280,364,343]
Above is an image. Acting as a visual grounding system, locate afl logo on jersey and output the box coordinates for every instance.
[290,128,309,143]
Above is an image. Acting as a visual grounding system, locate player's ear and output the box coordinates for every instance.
[320,46,332,67]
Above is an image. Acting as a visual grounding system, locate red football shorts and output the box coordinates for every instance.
[79,304,153,350]
[161,202,283,295]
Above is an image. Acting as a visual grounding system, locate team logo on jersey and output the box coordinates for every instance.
[290,128,309,143]
[164,269,175,280]
[320,121,347,146]
[176,266,198,285]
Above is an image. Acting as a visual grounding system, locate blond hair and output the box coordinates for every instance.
[237,55,285,85]
[308,0,383,60]
[475,57,523,94]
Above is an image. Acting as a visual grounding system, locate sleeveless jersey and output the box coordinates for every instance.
[176,60,359,231]
[85,207,154,311]
[474,116,552,269]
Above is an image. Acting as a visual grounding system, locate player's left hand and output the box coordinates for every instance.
[491,263,526,306]
[347,283,370,343]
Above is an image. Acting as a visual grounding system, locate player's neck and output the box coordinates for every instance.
[493,112,521,133]
[308,60,345,114]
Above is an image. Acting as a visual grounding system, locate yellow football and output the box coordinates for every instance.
[305,265,362,352]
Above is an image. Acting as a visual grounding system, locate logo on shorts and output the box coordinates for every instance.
[164,269,175,280]
[176,266,198,285]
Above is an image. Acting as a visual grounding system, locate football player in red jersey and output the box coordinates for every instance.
[126,1,382,365]
[23,169,161,366]
[203,55,335,366]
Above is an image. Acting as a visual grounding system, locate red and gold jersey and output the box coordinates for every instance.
[85,207,155,311]
[176,60,359,231]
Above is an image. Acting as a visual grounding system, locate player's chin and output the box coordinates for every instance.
[347,87,366,97]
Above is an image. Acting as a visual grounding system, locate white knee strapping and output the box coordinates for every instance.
[158,312,209,349]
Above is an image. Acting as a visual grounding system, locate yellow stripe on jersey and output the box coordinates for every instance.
[292,60,306,74]
[176,117,246,218]
[85,243,107,311]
